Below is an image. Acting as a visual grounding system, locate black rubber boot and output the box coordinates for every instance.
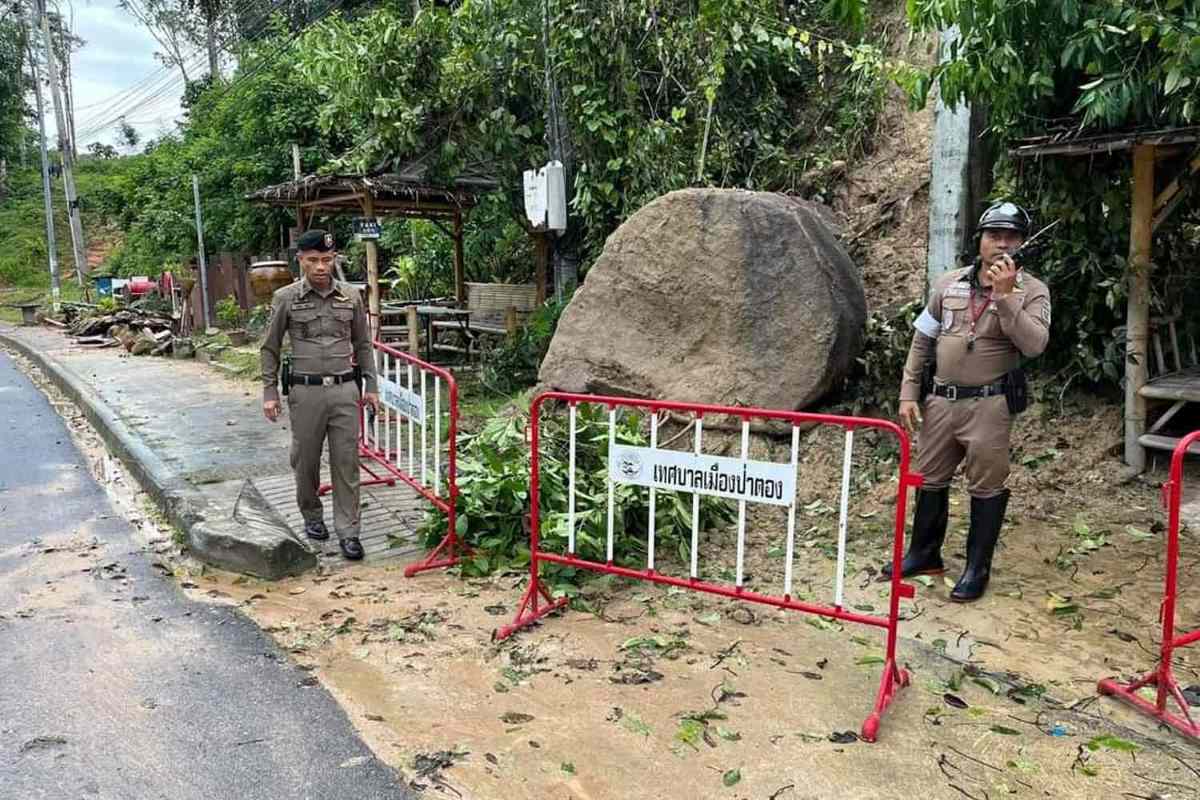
[950,490,1010,602]
[304,520,330,541]
[339,537,364,561]
[881,487,950,579]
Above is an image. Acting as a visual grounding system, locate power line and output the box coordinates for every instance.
[73,0,295,137]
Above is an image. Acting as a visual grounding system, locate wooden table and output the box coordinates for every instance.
[415,306,473,363]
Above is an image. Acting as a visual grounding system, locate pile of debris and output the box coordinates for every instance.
[68,309,175,356]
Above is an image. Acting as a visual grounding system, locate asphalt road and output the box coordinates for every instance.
[0,350,413,800]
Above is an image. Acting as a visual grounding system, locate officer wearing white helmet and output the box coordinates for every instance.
[884,202,1052,601]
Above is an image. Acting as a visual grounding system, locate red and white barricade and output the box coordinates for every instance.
[1098,430,1200,739]
[330,340,464,576]
[496,392,923,742]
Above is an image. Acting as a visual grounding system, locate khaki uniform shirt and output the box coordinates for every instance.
[260,277,378,402]
[900,265,1051,401]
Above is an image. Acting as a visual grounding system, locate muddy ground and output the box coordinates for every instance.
[14,341,1200,800]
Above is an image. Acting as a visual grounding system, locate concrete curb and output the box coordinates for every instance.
[0,328,316,579]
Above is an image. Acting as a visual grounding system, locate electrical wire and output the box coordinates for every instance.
[72,0,299,138]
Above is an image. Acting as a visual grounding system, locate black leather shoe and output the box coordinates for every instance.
[339,537,364,561]
[950,490,1010,602]
[304,520,330,541]
[881,487,950,579]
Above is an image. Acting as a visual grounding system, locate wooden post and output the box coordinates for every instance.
[452,210,466,304]
[407,304,420,355]
[1124,144,1155,472]
[505,306,519,338]
[363,192,380,340]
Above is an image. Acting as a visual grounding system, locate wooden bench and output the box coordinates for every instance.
[1139,313,1200,455]
[432,282,539,341]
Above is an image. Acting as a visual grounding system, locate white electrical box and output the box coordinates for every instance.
[522,161,567,231]
[543,161,566,231]
[523,168,545,229]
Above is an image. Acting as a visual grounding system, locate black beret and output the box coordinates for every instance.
[296,229,335,252]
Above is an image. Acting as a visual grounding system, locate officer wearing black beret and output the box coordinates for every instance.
[260,229,378,560]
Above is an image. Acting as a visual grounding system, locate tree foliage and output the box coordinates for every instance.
[0,18,32,167]
[295,0,902,259]
[907,0,1200,132]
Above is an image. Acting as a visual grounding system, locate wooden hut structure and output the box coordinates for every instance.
[246,159,498,335]
[1010,125,1200,471]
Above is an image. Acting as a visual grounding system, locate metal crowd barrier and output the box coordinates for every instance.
[330,340,463,575]
[495,391,922,741]
[1098,429,1200,740]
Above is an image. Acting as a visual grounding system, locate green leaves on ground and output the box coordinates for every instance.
[418,404,735,580]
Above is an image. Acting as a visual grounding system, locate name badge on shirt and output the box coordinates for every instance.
[292,301,316,310]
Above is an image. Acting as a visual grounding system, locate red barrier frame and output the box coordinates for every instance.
[320,341,464,576]
[495,392,923,742]
[1097,429,1200,739]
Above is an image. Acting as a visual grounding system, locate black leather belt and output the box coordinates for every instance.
[932,379,1006,401]
[290,372,354,387]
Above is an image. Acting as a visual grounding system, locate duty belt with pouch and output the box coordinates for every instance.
[932,367,1028,414]
[290,371,355,386]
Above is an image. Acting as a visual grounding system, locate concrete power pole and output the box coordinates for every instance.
[192,175,212,329]
[37,0,87,287]
[926,26,985,290]
[27,13,62,309]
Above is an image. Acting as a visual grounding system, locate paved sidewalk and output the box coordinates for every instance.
[0,324,429,576]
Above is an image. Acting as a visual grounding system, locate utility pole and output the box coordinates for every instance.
[37,0,87,286]
[27,12,62,310]
[192,175,211,329]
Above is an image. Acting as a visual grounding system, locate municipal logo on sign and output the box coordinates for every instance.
[618,452,642,480]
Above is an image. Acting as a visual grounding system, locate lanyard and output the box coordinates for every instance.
[966,287,991,352]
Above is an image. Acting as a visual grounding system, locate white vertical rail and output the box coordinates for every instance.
[834,428,855,609]
[361,401,368,450]
[735,419,749,588]
[647,413,658,571]
[568,403,577,554]
[371,355,380,450]
[407,364,415,475]
[606,407,616,564]
[783,424,800,598]
[420,370,428,485]
[398,357,408,470]
[690,417,702,579]
[434,376,441,495]
[383,352,390,460]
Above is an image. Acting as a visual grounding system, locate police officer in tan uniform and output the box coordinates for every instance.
[884,203,1051,601]
[261,229,379,560]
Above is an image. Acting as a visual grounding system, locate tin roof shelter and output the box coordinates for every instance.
[1010,125,1200,470]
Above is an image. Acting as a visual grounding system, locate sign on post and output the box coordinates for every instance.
[352,217,382,240]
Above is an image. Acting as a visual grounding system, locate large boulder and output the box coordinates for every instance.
[539,189,867,410]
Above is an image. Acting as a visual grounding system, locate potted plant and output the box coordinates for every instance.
[215,296,250,345]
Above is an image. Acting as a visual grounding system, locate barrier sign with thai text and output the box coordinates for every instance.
[609,445,796,506]
[378,376,424,424]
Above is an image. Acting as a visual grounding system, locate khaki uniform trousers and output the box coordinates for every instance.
[287,381,361,539]
[916,394,1011,499]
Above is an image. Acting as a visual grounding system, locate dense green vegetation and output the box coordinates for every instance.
[3,0,1200,392]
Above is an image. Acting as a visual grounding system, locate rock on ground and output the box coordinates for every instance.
[539,188,867,410]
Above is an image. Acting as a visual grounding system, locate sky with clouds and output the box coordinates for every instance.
[63,0,191,148]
